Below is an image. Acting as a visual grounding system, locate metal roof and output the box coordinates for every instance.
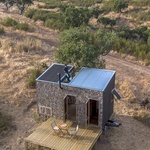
[69,67,115,91]
[36,63,74,83]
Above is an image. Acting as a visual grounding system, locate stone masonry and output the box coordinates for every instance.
[37,81,103,128]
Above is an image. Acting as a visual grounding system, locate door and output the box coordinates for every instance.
[88,99,99,125]
[64,95,76,122]
[86,100,90,127]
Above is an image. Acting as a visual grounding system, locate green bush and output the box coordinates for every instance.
[25,63,48,88]
[113,37,150,64]
[40,0,103,7]
[90,8,104,19]
[32,10,49,22]
[66,0,103,7]
[102,0,114,12]
[0,27,4,34]
[44,18,64,30]
[25,68,42,88]
[38,0,60,9]
[15,22,30,31]
[64,6,91,29]
[97,17,116,27]
[1,17,18,27]
[0,111,12,132]
[24,8,36,19]
[1,17,30,31]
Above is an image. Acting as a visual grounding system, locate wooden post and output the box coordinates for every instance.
[24,141,28,150]
[37,145,40,150]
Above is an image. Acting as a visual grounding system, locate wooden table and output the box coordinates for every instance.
[59,123,70,133]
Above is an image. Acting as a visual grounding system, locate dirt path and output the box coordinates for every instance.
[105,54,150,75]
[97,54,150,150]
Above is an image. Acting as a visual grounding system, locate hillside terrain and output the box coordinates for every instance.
[0,1,150,150]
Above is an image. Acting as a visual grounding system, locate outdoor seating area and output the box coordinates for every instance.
[24,118,102,150]
[51,121,79,137]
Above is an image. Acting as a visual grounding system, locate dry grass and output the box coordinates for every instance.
[0,2,150,150]
[0,37,43,54]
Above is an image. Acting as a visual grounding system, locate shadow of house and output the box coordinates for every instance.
[36,63,116,130]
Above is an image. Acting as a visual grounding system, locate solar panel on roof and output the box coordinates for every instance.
[37,63,74,82]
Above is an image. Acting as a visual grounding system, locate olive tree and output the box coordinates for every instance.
[0,0,15,10]
[15,0,33,15]
[63,6,91,29]
[56,27,116,70]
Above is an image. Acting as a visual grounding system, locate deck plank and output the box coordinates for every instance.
[25,118,102,150]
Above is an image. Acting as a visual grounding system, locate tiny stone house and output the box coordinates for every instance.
[36,63,116,130]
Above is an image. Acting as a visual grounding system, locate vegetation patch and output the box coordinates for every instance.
[0,110,12,132]
[25,62,48,88]
[0,26,4,34]
[39,0,103,7]
[56,26,116,70]
[1,17,30,32]
[130,0,150,7]
[113,26,150,65]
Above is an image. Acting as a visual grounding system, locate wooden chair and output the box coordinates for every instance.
[51,121,62,135]
[67,125,79,137]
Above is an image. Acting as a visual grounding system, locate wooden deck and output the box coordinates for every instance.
[24,118,102,150]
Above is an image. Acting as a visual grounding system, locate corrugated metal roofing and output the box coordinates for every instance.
[36,63,73,83]
[69,67,115,91]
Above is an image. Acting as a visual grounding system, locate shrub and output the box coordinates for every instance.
[1,17,18,27]
[25,68,42,88]
[97,17,116,27]
[15,22,30,31]
[0,27,4,34]
[25,63,48,88]
[90,8,104,19]
[44,19,64,30]
[64,6,91,29]
[0,111,12,132]
[32,10,49,22]
[24,8,36,19]
[1,17,30,32]
[66,0,103,7]
[102,0,114,12]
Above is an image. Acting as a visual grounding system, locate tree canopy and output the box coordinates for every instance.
[63,6,91,29]
[56,27,116,70]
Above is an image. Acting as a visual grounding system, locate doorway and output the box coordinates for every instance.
[64,95,76,122]
[87,99,99,125]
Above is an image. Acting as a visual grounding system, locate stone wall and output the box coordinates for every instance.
[37,81,103,127]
